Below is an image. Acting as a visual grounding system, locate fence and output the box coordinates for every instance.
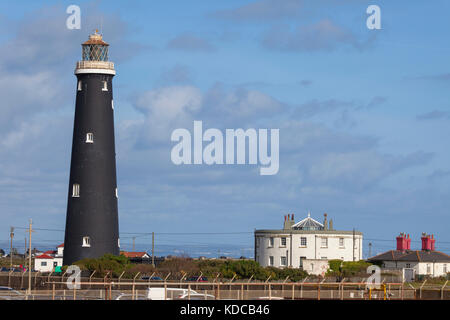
[1,272,448,300]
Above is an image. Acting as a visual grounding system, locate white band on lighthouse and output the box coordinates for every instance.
[75,60,116,75]
[75,68,116,75]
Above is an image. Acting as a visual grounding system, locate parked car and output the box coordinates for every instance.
[186,276,208,282]
[0,287,25,300]
[141,276,163,281]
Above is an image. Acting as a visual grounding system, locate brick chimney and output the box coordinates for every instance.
[406,234,411,250]
[396,233,408,251]
[283,213,295,230]
[431,234,436,251]
[421,233,433,251]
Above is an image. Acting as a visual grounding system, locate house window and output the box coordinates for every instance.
[269,237,274,247]
[82,236,91,247]
[321,257,327,260]
[321,237,328,248]
[53,262,57,267]
[72,184,80,197]
[102,81,108,91]
[86,133,94,143]
[339,238,345,247]
[426,264,431,274]
[300,237,307,247]
[406,263,411,268]
[443,264,447,273]
[77,80,82,91]
[269,256,274,266]
[41,261,47,266]
[280,256,287,266]
[280,237,287,247]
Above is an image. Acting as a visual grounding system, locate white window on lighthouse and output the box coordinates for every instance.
[77,80,82,91]
[86,132,94,143]
[111,99,114,110]
[115,188,118,198]
[102,81,108,91]
[82,236,91,247]
[118,238,120,248]
[72,184,80,197]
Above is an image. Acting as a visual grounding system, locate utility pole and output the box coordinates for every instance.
[27,219,33,296]
[10,227,14,268]
[368,242,372,258]
[24,237,27,269]
[152,232,155,267]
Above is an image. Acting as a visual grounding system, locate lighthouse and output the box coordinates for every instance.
[63,32,120,265]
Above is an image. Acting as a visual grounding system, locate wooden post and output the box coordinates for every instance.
[441,280,448,300]
[292,284,295,300]
[52,283,55,300]
[217,282,221,300]
[188,284,191,300]
[89,270,96,289]
[419,279,427,300]
[241,283,244,300]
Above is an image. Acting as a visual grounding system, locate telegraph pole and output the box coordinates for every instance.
[10,227,14,268]
[152,232,155,267]
[27,219,33,296]
[368,242,372,258]
[24,237,27,269]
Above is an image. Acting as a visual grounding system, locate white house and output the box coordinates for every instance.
[254,212,363,272]
[34,243,64,272]
[368,233,450,280]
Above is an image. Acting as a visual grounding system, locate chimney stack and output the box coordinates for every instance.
[323,213,328,231]
[421,233,433,251]
[396,233,408,251]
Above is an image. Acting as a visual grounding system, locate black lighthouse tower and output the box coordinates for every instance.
[63,32,119,265]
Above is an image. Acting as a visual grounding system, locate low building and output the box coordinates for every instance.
[33,244,64,273]
[254,212,363,270]
[368,233,450,280]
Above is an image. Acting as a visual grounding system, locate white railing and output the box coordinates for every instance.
[75,61,114,70]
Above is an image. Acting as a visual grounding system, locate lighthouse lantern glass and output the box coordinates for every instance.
[82,44,108,62]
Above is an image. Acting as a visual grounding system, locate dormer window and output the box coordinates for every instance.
[82,236,91,247]
[86,133,94,143]
[102,81,108,91]
[78,80,82,91]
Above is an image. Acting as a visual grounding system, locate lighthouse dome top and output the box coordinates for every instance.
[75,31,115,75]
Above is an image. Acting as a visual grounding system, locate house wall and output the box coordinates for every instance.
[381,260,449,277]
[34,259,54,272]
[255,232,363,268]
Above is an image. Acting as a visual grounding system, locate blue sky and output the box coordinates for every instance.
[0,0,450,257]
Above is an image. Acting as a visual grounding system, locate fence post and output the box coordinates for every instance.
[89,270,96,289]
[419,279,427,300]
[52,283,55,300]
[441,280,448,300]
[241,283,244,300]
[188,283,191,300]
[292,284,295,300]
[132,272,140,300]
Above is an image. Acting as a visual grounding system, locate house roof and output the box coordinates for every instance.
[44,250,56,255]
[368,250,450,263]
[121,252,149,258]
[57,243,64,248]
[35,254,54,260]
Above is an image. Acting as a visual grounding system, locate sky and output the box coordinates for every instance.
[0,0,450,257]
